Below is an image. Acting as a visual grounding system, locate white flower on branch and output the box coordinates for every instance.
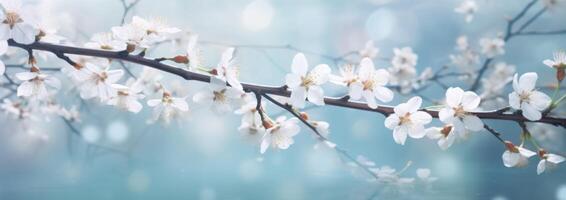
[389,47,418,93]
[107,82,145,113]
[16,67,61,101]
[501,141,536,168]
[235,94,265,144]
[193,77,244,114]
[543,50,566,82]
[112,23,149,51]
[426,125,458,150]
[147,91,188,124]
[384,97,432,145]
[537,150,565,175]
[359,40,379,59]
[131,16,180,42]
[543,51,566,69]
[1,98,30,119]
[85,32,127,51]
[260,116,300,154]
[77,63,124,101]
[454,0,478,23]
[185,34,201,70]
[349,58,393,109]
[136,67,164,94]
[481,62,516,99]
[509,72,551,121]
[391,47,417,69]
[0,0,39,44]
[285,53,331,108]
[213,47,242,90]
[479,37,505,58]
[439,87,484,133]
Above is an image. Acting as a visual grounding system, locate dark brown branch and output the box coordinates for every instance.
[6,40,566,127]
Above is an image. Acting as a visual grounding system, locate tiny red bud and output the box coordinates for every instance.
[209,69,218,75]
[126,44,136,53]
[538,149,547,158]
[504,141,519,153]
[299,112,309,121]
[30,66,40,73]
[557,68,565,82]
[172,55,189,64]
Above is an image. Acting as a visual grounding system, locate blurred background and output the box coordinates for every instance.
[0,0,565,199]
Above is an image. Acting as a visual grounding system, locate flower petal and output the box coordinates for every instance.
[461,91,481,111]
[462,115,484,132]
[519,72,537,92]
[521,102,542,121]
[291,53,308,76]
[384,114,400,129]
[307,86,325,106]
[445,87,464,108]
[393,126,408,145]
[289,87,307,108]
[373,86,393,103]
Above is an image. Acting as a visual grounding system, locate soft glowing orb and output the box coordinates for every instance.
[106,120,129,144]
[365,9,396,41]
[82,125,101,143]
[557,184,566,200]
[241,0,274,31]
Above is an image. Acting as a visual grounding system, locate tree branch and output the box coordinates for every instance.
[7,40,566,127]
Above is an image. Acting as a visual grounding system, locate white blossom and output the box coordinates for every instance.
[214,47,242,90]
[77,63,124,101]
[193,77,244,114]
[359,40,379,59]
[508,72,551,121]
[502,142,536,168]
[130,16,180,43]
[439,87,484,133]
[426,125,458,150]
[16,67,61,101]
[384,97,432,145]
[479,37,505,58]
[0,0,39,44]
[111,23,149,50]
[85,32,127,51]
[107,82,145,113]
[235,93,265,143]
[543,51,566,69]
[481,62,516,98]
[454,0,478,23]
[285,53,331,108]
[349,57,393,109]
[537,151,565,174]
[391,47,418,69]
[260,116,300,154]
[147,91,188,124]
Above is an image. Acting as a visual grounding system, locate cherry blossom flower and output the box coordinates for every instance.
[213,47,242,90]
[147,91,189,124]
[193,77,244,114]
[107,82,145,113]
[285,53,331,108]
[391,47,418,69]
[349,58,393,109]
[0,0,39,44]
[1,98,30,119]
[16,67,61,101]
[359,40,379,59]
[501,141,536,168]
[426,125,458,150]
[185,34,201,70]
[537,150,565,174]
[508,72,551,121]
[260,116,300,154]
[130,16,180,43]
[479,37,505,58]
[77,63,124,101]
[112,23,149,51]
[543,50,566,82]
[330,64,357,87]
[85,32,127,51]
[439,87,484,133]
[384,97,432,145]
[454,0,478,23]
[481,62,516,97]
[235,93,265,143]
